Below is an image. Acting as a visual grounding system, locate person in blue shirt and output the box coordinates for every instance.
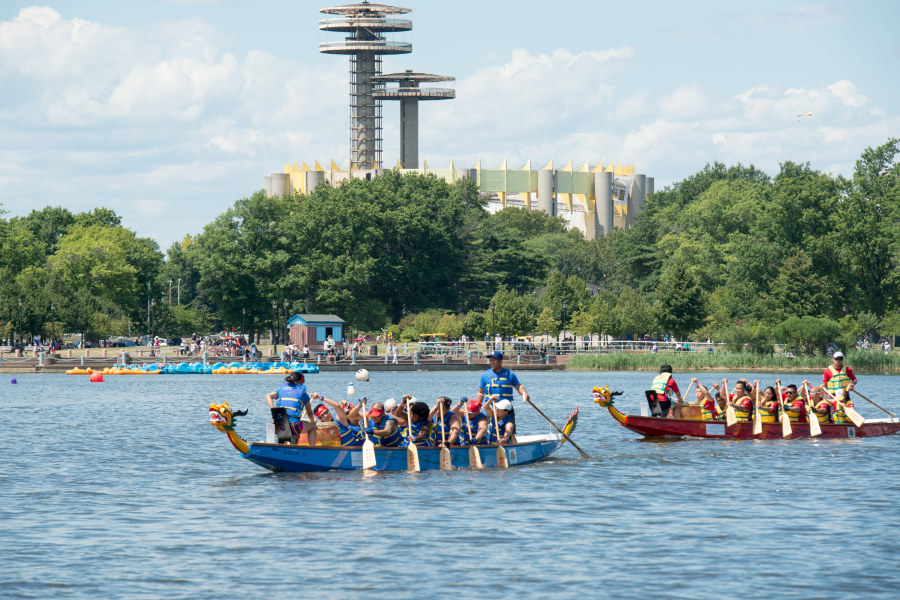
[313,394,366,446]
[364,403,404,447]
[265,371,317,445]
[475,350,530,408]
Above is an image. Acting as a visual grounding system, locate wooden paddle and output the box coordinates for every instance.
[360,399,376,470]
[822,388,865,427]
[723,380,737,427]
[406,399,420,472]
[523,397,591,459]
[492,405,509,468]
[752,384,763,436]
[802,383,822,437]
[852,389,896,418]
[438,403,452,470]
[775,381,792,437]
[463,408,483,469]
[675,380,694,418]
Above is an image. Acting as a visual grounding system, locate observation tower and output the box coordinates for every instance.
[373,71,455,169]
[319,3,412,170]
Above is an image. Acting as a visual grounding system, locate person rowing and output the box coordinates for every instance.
[364,402,404,447]
[312,394,367,446]
[757,385,780,423]
[689,378,721,421]
[485,398,517,444]
[429,397,461,447]
[458,398,489,445]
[780,383,807,423]
[801,382,832,424]
[404,400,434,447]
[719,378,753,422]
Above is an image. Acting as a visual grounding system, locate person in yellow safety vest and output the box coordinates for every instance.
[718,378,753,422]
[822,351,857,402]
[780,383,808,423]
[801,382,832,424]
[689,378,720,421]
[756,385,780,423]
[650,364,683,418]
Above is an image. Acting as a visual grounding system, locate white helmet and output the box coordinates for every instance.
[355,368,370,382]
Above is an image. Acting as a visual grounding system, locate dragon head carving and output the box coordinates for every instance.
[209,402,250,454]
[592,386,623,407]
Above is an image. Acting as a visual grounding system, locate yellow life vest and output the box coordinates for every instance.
[651,373,673,400]
[813,400,831,423]
[757,402,778,423]
[700,400,717,421]
[825,366,852,396]
[732,395,752,422]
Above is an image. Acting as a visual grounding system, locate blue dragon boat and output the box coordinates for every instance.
[209,402,568,472]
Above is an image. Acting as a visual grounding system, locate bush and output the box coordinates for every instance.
[773,316,842,355]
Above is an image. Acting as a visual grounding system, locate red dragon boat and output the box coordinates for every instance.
[592,386,900,440]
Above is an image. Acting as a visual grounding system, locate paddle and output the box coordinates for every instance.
[438,403,452,470]
[406,399,420,472]
[463,408,483,469]
[775,381,792,437]
[723,380,737,427]
[492,404,509,469]
[675,380,694,418]
[802,383,822,437]
[821,388,865,427]
[852,389,897,419]
[752,382,763,436]
[360,398,376,470]
[522,397,591,459]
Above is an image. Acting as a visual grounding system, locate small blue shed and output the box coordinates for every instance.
[288,314,345,351]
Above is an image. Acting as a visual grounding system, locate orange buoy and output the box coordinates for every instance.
[89,371,104,383]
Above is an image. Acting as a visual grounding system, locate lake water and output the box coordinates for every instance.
[3,370,899,599]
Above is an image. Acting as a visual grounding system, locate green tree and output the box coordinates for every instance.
[652,258,705,338]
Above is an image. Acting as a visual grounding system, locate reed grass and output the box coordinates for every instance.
[566,350,900,372]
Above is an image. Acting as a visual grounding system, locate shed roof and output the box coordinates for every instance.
[287,314,345,325]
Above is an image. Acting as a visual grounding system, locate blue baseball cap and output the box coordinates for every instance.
[487,350,504,360]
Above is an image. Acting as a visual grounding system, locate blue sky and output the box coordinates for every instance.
[1,0,897,249]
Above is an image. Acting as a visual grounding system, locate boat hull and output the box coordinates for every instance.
[619,415,900,439]
[242,434,563,472]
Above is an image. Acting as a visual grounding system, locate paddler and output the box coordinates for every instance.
[458,398,489,445]
[474,350,529,411]
[822,351,858,415]
[649,365,682,418]
[689,378,720,420]
[485,398,517,444]
[719,378,753,422]
[429,397,461,446]
[756,384,780,423]
[265,370,317,445]
[405,401,434,447]
[313,394,367,446]
[780,383,807,423]
[363,402,404,447]
[802,382,832,424]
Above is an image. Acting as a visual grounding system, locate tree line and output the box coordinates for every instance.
[1,139,897,354]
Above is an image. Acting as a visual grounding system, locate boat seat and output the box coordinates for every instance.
[644,390,663,417]
[271,407,298,444]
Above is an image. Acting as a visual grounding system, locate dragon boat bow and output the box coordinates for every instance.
[209,402,571,472]
[592,386,900,440]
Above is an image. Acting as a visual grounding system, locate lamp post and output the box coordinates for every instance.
[490,301,495,342]
[283,299,290,345]
[150,299,156,355]
[17,297,23,350]
[241,307,246,341]
[51,302,56,351]
[562,300,568,349]
[177,278,181,306]
[272,301,278,354]
[168,280,173,304]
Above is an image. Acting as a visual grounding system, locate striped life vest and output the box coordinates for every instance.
[825,366,852,396]
[731,395,753,422]
[651,373,674,401]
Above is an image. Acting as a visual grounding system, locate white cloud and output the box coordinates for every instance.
[828,79,867,108]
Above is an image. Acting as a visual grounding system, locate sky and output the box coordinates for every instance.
[1,0,898,250]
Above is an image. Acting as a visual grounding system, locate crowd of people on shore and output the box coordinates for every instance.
[264,350,528,447]
[648,352,860,424]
